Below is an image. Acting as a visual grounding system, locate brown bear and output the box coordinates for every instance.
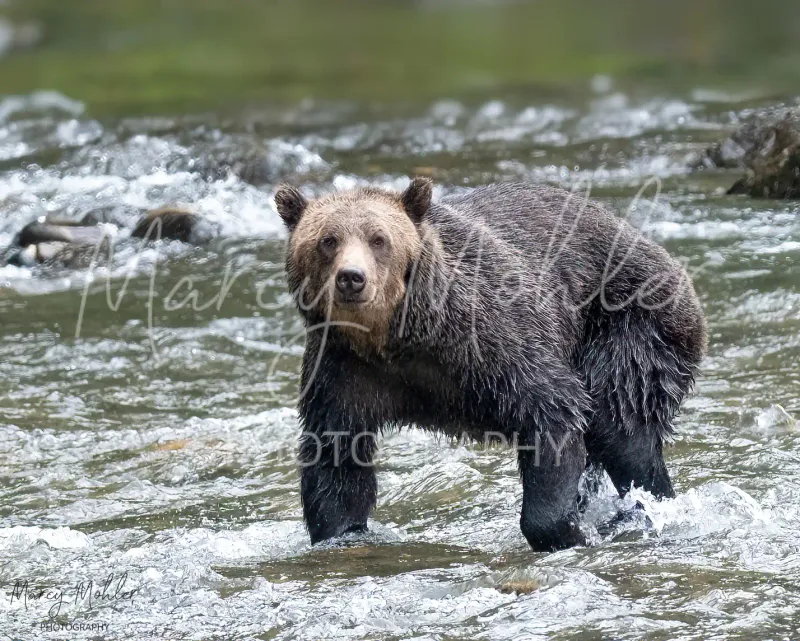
[275,179,706,552]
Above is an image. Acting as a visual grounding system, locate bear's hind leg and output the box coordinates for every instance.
[585,425,674,499]
[579,308,701,500]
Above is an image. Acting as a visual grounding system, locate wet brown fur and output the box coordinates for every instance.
[276,179,706,551]
[286,186,423,355]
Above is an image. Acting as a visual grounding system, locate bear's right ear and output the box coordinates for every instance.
[274,185,308,231]
[401,177,433,224]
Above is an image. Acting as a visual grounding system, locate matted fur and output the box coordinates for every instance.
[278,180,707,552]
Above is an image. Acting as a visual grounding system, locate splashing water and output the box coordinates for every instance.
[1,85,799,640]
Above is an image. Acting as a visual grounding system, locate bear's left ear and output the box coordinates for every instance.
[401,177,433,224]
[274,185,308,231]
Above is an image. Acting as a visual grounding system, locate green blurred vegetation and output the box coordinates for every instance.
[2,0,800,116]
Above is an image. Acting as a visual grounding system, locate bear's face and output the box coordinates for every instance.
[275,178,432,351]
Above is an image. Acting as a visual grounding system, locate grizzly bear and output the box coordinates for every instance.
[275,179,706,552]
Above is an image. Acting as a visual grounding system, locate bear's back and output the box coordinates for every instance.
[436,183,623,257]
[426,183,693,340]
[434,182,680,287]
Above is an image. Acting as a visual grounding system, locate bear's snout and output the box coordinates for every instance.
[336,266,367,298]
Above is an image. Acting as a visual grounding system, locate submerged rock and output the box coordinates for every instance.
[692,110,786,170]
[184,146,274,186]
[181,139,328,186]
[4,206,214,268]
[727,110,800,199]
[7,215,113,267]
[694,107,800,199]
[131,207,217,245]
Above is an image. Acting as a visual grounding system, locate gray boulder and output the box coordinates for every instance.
[694,107,800,199]
[726,110,800,199]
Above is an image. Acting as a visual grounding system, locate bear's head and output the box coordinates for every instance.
[275,178,433,351]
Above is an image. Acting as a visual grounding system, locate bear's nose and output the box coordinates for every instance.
[336,267,366,294]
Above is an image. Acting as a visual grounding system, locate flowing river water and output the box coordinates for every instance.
[1,4,800,640]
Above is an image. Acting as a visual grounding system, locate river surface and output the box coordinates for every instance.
[1,4,800,640]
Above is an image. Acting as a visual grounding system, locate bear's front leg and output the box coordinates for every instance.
[296,335,384,544]
[299,427,377,544]
[518,429,587,552]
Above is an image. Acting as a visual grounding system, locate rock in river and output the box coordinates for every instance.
[695,107,800,199]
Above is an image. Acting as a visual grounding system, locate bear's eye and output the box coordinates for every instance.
[319,236,338,251]
[371,235,386,249]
